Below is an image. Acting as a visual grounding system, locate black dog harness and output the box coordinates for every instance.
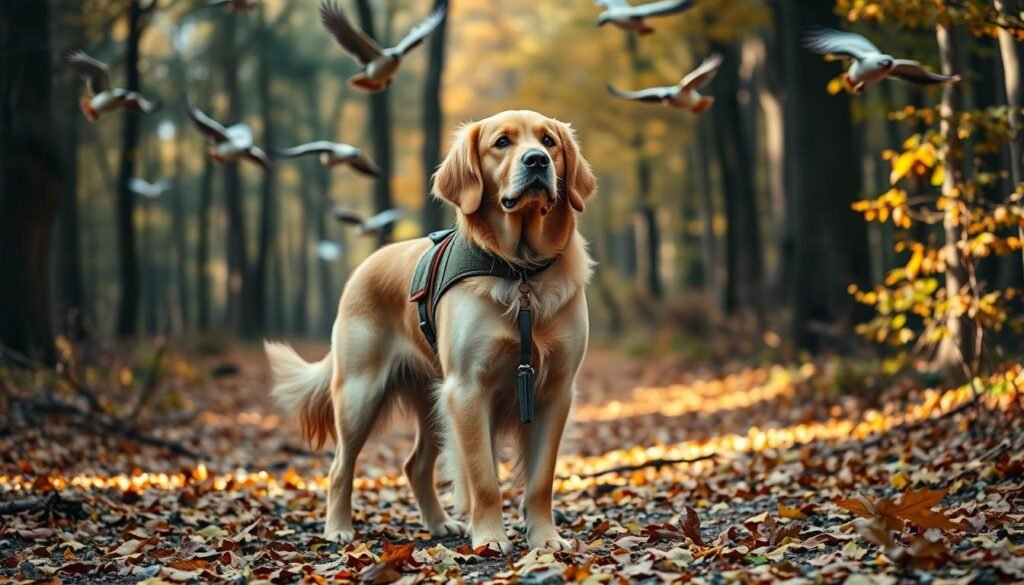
[409,228,555,423]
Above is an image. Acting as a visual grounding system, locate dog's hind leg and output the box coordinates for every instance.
[404,390,466,537]
[324,371,386,544]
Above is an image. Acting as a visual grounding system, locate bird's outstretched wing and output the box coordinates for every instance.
[184,98,229,144]
[364,209,404,231]
[803,28,881,61]
[277,141,338,158]
[393,3,448,56]
[65,49,111,95]
[205,0,232,6]
[347,152,381,177]
[331,207,366,226]
[125,93,160,114]
[681,52,723,90]
[628,0,697,18]
[244,147,273,171]
[320,1,384,65]
[607,84,675,104]
[128,178,153,195]
[890,60,960,86]
[595,0,631,8]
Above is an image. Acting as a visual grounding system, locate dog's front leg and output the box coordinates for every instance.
[441,377,512,553]
[520,380,573,550]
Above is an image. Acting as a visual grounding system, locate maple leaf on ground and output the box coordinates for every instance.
[836,488,960,532]
[680,506,707,547]
[380,541,419,568]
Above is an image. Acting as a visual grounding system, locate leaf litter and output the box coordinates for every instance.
[1,347,1023,583]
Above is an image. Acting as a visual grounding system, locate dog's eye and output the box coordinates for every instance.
[494,136,511,148]
[541,134,556,147]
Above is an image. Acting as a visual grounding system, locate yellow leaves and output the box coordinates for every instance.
[905,245,925,280]
[930,163,945,186]
[889,140,939,185]
[827,77,846,95]
[851,189,912,228]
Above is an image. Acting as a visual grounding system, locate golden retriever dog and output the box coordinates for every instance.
[265,110,596,553]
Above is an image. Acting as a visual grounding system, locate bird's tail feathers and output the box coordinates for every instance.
[692,96,715,114]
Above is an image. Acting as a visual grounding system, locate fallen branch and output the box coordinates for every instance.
[0,492,83,518]
[128,341,167,421]
[22,396,201,459]
[559,454,717,481]
[0,344,104,415]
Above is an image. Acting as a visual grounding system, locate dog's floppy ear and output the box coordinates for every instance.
[433,122,483,215]
[556,121,597,212]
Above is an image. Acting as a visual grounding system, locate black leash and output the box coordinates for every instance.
[516,277,536,423]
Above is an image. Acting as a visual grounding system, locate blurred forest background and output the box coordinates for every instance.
[2,0,1023,366]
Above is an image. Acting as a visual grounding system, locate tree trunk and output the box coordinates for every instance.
[710,41,764,324]
[355,0,395,247]
[220,12,248,333]
[170,86,190,333]
[293,166,311,335]
[692,116,719,310]
[778,0,868,350]
[934,23,974,371]
[0,0,60,362]
[114,0,147,337]
[247,9,277,337]
[995,0,1024,283]
[626,34,663,300]
[196,157,214,331]
[54,43,87,340]
[421,0,450,233]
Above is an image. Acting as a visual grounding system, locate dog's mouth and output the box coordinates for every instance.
[501,177,554,211]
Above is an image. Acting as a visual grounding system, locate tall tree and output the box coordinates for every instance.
[53,7,87,340]
[710,40,764,323]
[354,0,395,247]
[220,11,249,333]
[627,34,663,300]
[114,0,157,337]
[778,0,868,349]
[0,0,60,361]
[247,6,278,337]
[421,0,450,233]
[995,0,1024,282]
[196,157,214,331]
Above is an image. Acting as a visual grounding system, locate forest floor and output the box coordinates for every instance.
[1,342,1023,584]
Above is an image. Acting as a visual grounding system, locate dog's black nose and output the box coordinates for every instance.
[522,150,550,169]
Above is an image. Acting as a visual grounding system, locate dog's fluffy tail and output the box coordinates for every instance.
[264,341,336,449]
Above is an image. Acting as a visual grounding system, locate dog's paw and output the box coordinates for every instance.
[429,518,467,537]
[474,538,515,555]
[531,536,572,551]
[324,529,355,544]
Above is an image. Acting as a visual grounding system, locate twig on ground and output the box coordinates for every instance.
[559,454,717,481]
[0,492,83,518]
[21,396,201,459]
[0,344,104,415]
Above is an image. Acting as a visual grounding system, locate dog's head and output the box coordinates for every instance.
[432,110,597,261]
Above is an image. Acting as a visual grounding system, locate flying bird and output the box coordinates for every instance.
[594,0,697,35]
[606,52,723,113]
[65,50,159,121]
[128,178,174,199]
[316,240,344,262]
[320,0,447,92]
[205,0,260,10]
[184,98,272,171]
[276,141,380,177]
[331,207,405,236]
[803,28,961,93]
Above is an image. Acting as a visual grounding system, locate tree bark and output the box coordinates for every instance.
[220,12,248,333]
[355,0,395,247]
[0,0,60,362]
[196,157,214,331]
[247,9,277,337]
[114,0,148,337]
[995,0,1024,282]
[421,0,450,233]
[692,116,719,310]
[710,41,764,324]
[627,34,663,300]
[293,165,311,335]
[777,0,868,350]
[934,23,974,371]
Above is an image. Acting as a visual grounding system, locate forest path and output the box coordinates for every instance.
[1,344,1022,582]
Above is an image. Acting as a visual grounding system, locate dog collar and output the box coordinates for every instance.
[409,228,555,423]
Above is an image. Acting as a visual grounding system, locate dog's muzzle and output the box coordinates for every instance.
[502,150,555,210]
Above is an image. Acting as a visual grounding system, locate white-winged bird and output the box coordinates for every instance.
[331,207,405,237]
[594,0,697,35]
[66,50,159,121]
[276,141,380,177]
[127,178,174,199]
[607,53,723,114]
[184,98,272,171]
[803,28,961,94]
[320,0,447,92]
